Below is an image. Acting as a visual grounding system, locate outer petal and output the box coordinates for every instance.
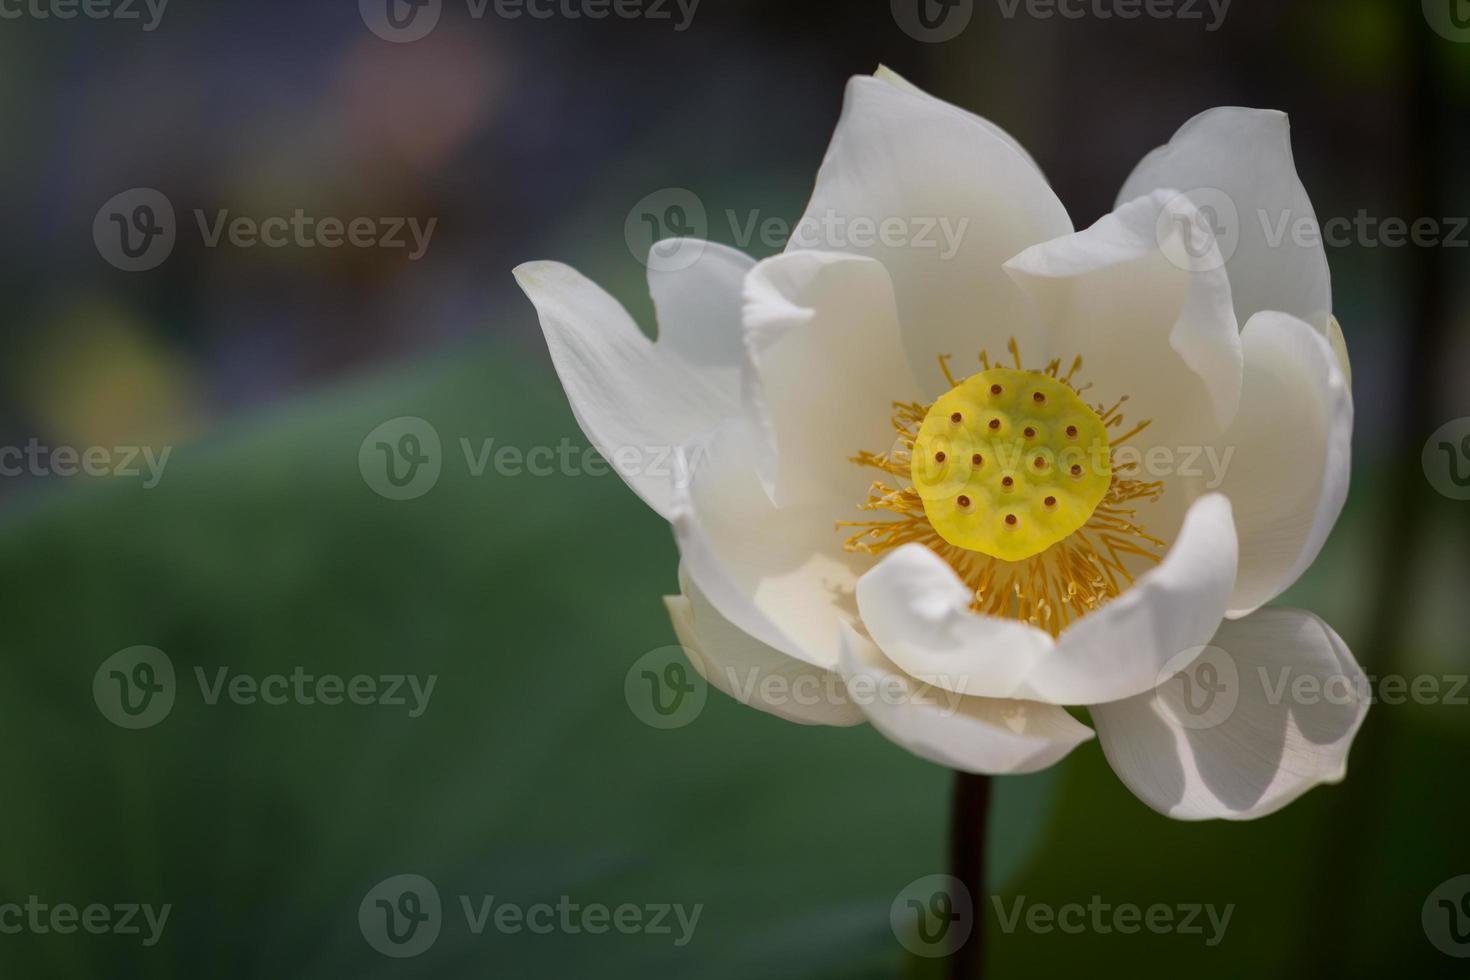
[856,495,1238,706]
[1216,312,1352,617]
[743,251,923,505]
[791,75,1073,394]
[873,65,1047,180]
[514,259,744,519]
[671,416,868,672]
[1092,607,1368,821]
[648,240,757,398]
[1117,107,1332,332]
[837,623,1093,775]
[665,567,864,727]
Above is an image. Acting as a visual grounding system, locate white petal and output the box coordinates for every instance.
[743,251,922,505]
[1118,107,1332,332]
[1048,494,1239,704]
[792,76,1072,394]
[1092,607,1368,820]
[1326,315,1352,390]
[872,65,1047,180]
[856,543,1056,699]
[1005,190,1243,448]
[648,240,756,398]
[837,623,1093,775]
[1217,312,1353,617]
[515,260,742,519]
[665,567,864,728]
[671,416,868,671]
[854,495,1237,706]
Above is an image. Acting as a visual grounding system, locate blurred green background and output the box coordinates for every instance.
[0,0,1467,976]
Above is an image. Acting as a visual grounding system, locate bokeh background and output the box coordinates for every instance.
[0,0,1467,976]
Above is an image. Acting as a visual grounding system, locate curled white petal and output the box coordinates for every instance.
[1216,311,1352,617]
[837,622,1093,775]
[1092,607,1368,820]
[1118,106,1332,332]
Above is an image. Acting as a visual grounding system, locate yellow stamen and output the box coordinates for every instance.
[838,345,1165,637]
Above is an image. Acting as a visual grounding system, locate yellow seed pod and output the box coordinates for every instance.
[911,368,1112,562]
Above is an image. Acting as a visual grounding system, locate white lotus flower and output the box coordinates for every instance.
[515,69,1368,820]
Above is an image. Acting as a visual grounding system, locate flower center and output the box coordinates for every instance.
[911,367,1111,562]
[839,341,1167,636]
